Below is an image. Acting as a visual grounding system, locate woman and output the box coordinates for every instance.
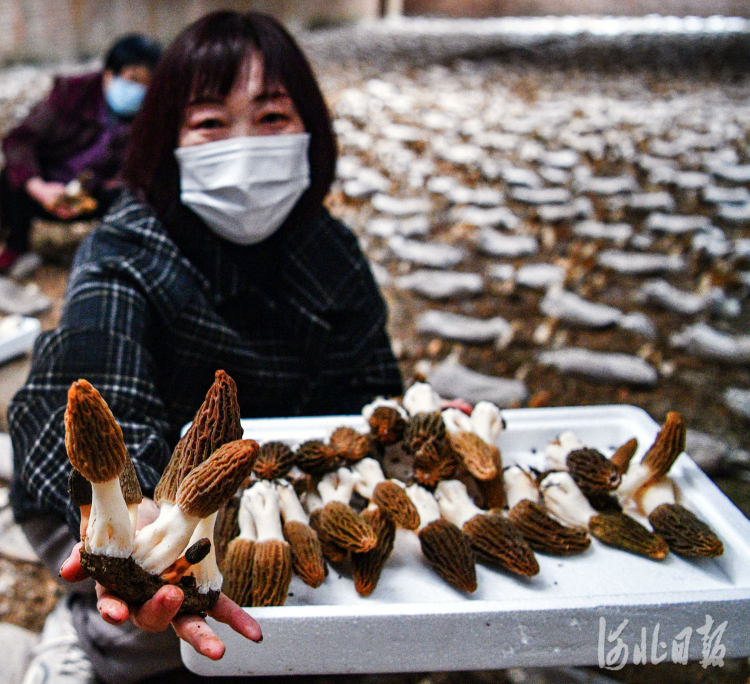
[10,11,403,684]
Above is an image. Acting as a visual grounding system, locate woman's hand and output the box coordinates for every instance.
[60,499,262,659]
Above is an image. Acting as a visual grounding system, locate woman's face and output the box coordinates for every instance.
[178,51,304,147]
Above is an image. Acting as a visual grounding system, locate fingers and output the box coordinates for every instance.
[171,594,262,661]
[95,583,130,625]
[172,613,226,660]
[130,584,184,632]
[135,498,160,530]
[209,594,263,643]
[59,543,89,583]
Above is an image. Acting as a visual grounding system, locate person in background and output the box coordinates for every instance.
[0,33,161,275]
[11,11,402,684]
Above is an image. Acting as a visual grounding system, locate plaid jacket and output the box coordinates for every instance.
[10,191,402,533]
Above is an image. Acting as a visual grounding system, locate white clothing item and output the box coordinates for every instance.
[175,133,311,245]
[21,597,95,684]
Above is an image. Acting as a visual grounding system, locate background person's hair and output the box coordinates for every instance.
[121,11,336,233]
[104,34,162,74]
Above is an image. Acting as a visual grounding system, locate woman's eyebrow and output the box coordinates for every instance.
[186,95,225,107]
[252,86,291,105]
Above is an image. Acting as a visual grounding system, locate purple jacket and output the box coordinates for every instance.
[2,72,131,193]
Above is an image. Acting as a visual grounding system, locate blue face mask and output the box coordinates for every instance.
[105,76,147,117]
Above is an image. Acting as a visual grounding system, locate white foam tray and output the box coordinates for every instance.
[0,316,40,365]
[182,405,750,676]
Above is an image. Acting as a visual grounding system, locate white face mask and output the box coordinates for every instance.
[175,133,311,245]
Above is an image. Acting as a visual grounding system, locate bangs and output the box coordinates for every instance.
[186,16,286,105]
[188,36,253,104]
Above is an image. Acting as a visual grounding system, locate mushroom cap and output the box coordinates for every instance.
[251,539,292,607]
[120,458,143,506]
[328,426,370,463]
[283,520,327,588]
[222,537,255,606]
[176,439,258,519]
[253,441,296,480]
[508,500,590,556]
[589,512,669,560]
[463,514,539,576]
[176,370,243,484]
[418,518,477,593]
[372,481,420,530]
[566,448,621,496]
[65,379,128,483]
[648,503,723,558]
[449,431,500,481]
[352,507,396,597]
[641,412,686,480]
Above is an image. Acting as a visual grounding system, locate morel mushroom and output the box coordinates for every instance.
[328,426,370,463]
[295,440,340,476]
[352,458,420,530]
[435,480,539,577]
[277,481,327,588]
[253,441,296,480]
[309,468,377,553]
[617,412,686,502]
[222,488,257,606]
[448,431,500,482]
[246,481,293,607]
[565,448,621,497]
[541,471,668,560]
[132,439,257,577]
[65,380,135,558]
[503,465,589,556]
[363,398,408,445]
[351,505,396,597]
[406,484,477,593]
[637,479,723,558]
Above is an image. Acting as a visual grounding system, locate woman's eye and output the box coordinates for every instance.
[260,112,288,125]
[195,117,224,130]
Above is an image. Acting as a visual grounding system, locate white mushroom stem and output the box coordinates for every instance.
[127,503,139,537]
[237,489,258,540]
[616,461,653,503]
[361,397,409,422]
[406,484,441,531]
[636,478,677,516]
[85,478,135,558]
[545,431,584,471]
[540,471,597,528]
[403,382,442,417]
[504,465,540,509]
[301,491,324,515]
[470,401,504,444]
[277,481,309,525]
[317,467,361,505]
[434,480,484,529]
[246,481,284,542]
[132,502,201,574]
[185,512,222,593]
[441,407,473,434]
[352,458,386,500]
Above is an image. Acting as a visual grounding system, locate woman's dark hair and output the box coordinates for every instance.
[104,34,162,74]
[122,11,337,231]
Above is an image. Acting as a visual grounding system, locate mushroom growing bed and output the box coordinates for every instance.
[181,405,750,676]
